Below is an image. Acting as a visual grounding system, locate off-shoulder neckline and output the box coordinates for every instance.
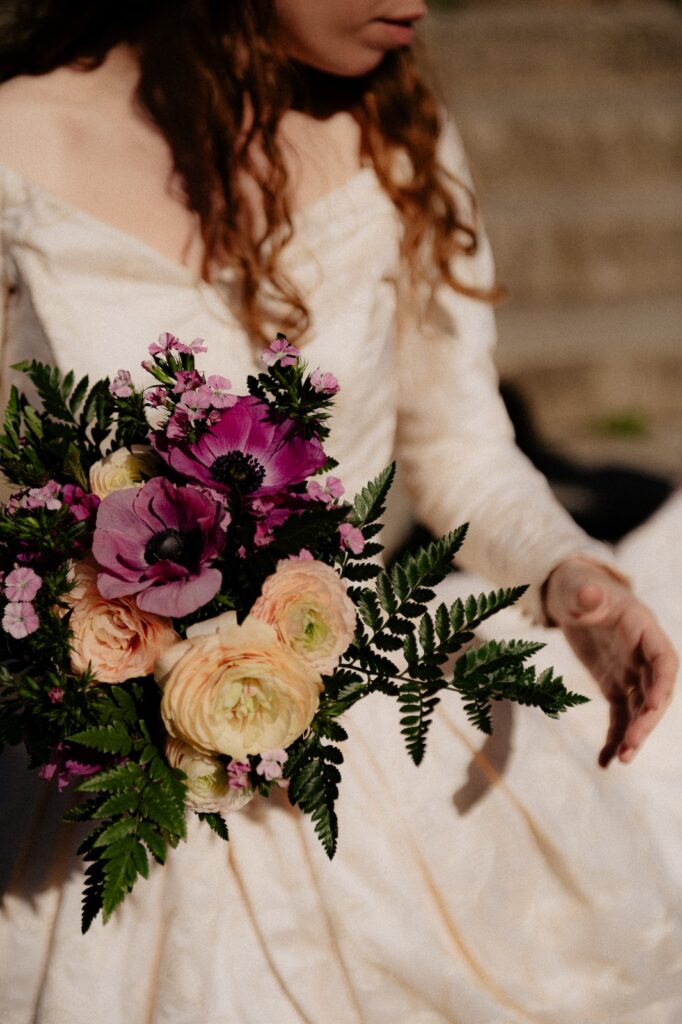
[0,161,378,282]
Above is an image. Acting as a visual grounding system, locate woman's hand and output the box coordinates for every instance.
[544,558,678,768]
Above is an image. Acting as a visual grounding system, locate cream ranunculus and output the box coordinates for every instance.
[88,445,160,499]
[155,613,322,761]
[69,560,178,683]
[165,738,254,814]
[250,558,356,674]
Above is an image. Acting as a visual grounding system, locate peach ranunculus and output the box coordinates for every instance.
[68,561,178,683]
[155,612,322,761]
[88,445,160,499]
[164,738,254,814]
[250,558,356,675]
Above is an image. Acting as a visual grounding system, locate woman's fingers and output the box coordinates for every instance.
[610,631,677,762]
[599,695,630,767]
[640,623,678,711]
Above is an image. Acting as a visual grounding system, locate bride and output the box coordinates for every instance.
[0,2,679,1021]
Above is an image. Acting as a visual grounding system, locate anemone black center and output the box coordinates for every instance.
[144,527,201,567]
[211,451,266,493]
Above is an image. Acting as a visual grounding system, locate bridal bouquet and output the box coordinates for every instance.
[0,332,586,931]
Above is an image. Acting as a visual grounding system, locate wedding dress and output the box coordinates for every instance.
[0,125,680,1024]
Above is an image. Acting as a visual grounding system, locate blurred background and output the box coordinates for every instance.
[419,0,681,539]
[1,0,679,541]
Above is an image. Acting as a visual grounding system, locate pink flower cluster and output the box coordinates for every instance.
[142,336,239,438]
[7,480,61,514]
[1,566,42,639]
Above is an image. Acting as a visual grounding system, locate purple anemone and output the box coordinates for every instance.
[92,477,226,618]
[154,396,326,498]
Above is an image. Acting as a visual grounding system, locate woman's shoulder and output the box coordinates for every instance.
[0,72,86,192]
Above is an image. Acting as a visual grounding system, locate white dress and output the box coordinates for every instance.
[0,126,680,1024]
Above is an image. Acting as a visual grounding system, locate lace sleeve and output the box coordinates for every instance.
[394,121,624,622]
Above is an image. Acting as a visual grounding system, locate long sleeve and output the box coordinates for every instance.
[395,122,622,622]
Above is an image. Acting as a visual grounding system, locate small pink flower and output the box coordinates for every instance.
[176,337,207,355]
[339,523,365,555]
[2,601,39,639]
[4,566,42,602]
[256,749,288,781]
[179,390,212,422]
[8,481,62,513]
[205,376,237,409]
[62,484,100,523]
[261,334,300,368]
[290,549,314,561]
[141,359,156,373]
[166,408,191,440]
[48,687,65,704]
[173,370,204,395]
[326,476,345,499]
[227,761,251,790]
[110,369,133,398]
[38,743,102,792]
[149,331,181,356]
[29,482,62,511]
[254,522,274,547]
[145,386,168,408]
[306,480,329,504]
[306,475,345,506]
[310,369,340,395]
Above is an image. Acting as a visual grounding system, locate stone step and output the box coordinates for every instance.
[494,295,682,373]
[495,296,682,477]
[482,181,682,303]
[451,87,682,190]
[422,2,682,94]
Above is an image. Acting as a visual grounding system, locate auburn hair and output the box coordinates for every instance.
[1,0,498,345]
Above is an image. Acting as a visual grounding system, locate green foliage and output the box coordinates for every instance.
[285,733,343,858]
[64,683,187,932]
[1,362,115,486]
[197,812,230,840]
[450,641,589,734]
[337,540,588,767]
[348,463,395,531]
[246,342,336,445]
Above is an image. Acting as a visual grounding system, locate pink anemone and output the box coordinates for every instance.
[153,396,326,499]
[92,477,227,618]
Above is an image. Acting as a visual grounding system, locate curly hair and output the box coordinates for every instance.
[1,0,498,345]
